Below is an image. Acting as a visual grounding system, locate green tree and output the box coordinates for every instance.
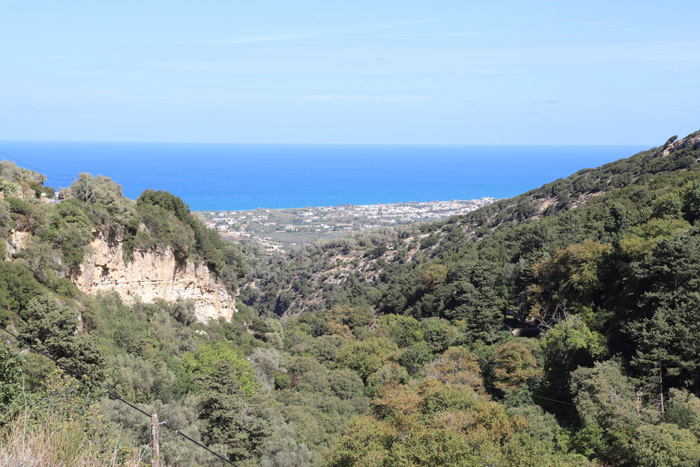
[399,341,433,375]
[681,180,700,224]
[70,173,131,215]
[336,337,398,383]
[540,315,606,400]
[197,362,272,465]
[329,369,365,401]
[528,240,612,319]
[323,415,395,466]
[630,423,700,467]
[570,361,640,462]
[15,236,61,283]
[176,341,258,397]
[618,217,690,260]
[0,199,12,237]
[0,257,47,324]
[5,197,48,234]
[20,295,104,380]
[425,347,484,392]
[422,264,448,291]
[327,303,374,330]
[420,318,458,353]
[259,419,314,467]
[664,389,700,433]
[628,233,700,394]
[0,344,22,412]
[136,189,246,287]
[376,314,423,348]
[69,173,134,236]
[442,262,506,342]
[492,341,543,394]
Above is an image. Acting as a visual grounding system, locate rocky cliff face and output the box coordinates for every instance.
[71,234,236,322]
[6,230,31,257]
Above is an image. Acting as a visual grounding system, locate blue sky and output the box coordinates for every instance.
[1,0,698,144]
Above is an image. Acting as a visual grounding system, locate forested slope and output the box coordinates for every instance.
[2,131,700,466]
[242,132,700,323]
[0,170,259,465]
[238,130,700,465]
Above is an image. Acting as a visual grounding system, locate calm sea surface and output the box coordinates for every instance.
[0,141,648,211]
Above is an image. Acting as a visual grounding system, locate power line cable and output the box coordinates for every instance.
[531,394,577,407]
[0,149,74,178]
[0,325,151,417]
[0,148,78,187]
[2,322,580,462]
[161,420,234,464]
[0,324,236,466]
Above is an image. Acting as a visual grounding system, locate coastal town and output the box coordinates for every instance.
[199,197,497,252]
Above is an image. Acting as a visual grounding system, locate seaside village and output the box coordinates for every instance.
[201,197,497,252]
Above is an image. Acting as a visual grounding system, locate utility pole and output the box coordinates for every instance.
[151,413,161,467]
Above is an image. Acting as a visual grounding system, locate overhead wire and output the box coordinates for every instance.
[0,324,236,466]
[0,148,78,189]
[1,320,581,461]
[0,325,152,418]
[1,320,587,464]
[0,148,74,178]
[531,394,577,407]
[0,145,237,464]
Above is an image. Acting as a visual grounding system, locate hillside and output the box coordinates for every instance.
[2,131,700,466]
[236,130,700,463]
[0,172,245,322]
[242,131,700,321]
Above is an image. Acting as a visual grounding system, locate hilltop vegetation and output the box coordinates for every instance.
[239,130,700,465]
[2,131,700,465]
[0,169,253,464]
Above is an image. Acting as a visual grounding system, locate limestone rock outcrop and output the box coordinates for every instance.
[71,235,236,322]
[5,230,31,258]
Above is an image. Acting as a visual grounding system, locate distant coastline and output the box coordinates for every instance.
[199,197,498,249]
[0,141,647,211]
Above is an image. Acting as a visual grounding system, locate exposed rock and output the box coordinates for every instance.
[71,234,236,322]
[5,230,31,259]
[661,133,700,157]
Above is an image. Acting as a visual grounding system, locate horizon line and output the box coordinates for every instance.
[0,139,653,148]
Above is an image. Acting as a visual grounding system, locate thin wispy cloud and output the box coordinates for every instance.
[384,31,507,39]
[206,19,440,45]
[585,20,611,26]
[303,95,431,102]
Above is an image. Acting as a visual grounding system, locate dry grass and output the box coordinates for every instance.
[0,407,145,466]
[0,372,146,467]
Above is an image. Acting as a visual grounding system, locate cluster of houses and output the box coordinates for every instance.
[201,198,497,253]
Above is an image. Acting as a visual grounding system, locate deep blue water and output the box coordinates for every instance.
[0,141,648,211]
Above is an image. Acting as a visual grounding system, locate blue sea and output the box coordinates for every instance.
[0,141,648,211]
